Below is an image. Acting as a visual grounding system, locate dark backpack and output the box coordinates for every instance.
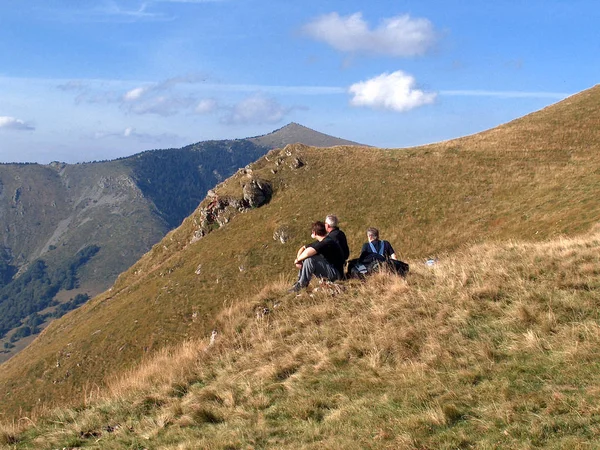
[347,243,409,279]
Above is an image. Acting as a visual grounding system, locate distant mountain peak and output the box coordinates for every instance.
[249,122,366,149]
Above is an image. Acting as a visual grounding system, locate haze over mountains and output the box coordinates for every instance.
[0,123,362,361]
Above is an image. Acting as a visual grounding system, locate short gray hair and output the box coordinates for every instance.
[367,227,379,239]
[325,215,338,228]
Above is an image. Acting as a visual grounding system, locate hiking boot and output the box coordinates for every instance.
[288,283,302,293]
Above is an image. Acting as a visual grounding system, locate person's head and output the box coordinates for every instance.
[366,227,379,242]
[311,221,327,238]
[325,214,339,232]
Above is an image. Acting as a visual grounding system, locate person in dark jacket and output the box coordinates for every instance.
[290,221,344,292]
[325,214,350,261]
[347,227,408,278]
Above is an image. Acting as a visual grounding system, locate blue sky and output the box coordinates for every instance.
[0,0,598,163]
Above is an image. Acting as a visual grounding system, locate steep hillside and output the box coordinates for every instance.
[0,123,352,361]
[1,85,599,418]
[5,226,600,448]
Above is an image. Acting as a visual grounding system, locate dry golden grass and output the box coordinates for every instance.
[6,223,600,449]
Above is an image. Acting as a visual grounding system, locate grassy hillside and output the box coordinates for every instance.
[3,226,600,448]
[0,123,357,360]
[0,161,169,362]
[0,85,599,422]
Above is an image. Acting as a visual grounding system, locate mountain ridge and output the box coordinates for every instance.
[249,122,365,149]
[0,123,359,361]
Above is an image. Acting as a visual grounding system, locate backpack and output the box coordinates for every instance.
[346,241,409,279]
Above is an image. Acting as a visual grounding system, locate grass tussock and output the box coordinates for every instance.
[6,225,600,449]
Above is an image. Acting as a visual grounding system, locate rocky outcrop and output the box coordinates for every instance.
[191,178,273,243]
[242,178,272,208]
[189,145,309,245]
[273,225,292,244]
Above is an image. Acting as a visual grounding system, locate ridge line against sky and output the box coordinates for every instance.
[0,0,598,163]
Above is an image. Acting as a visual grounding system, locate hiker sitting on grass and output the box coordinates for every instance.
[325,214,350,262]
[290,221,344,292]
[347,227,409,278]
[361,227,397,261]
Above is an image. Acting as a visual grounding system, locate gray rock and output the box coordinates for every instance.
[242,179,272,208]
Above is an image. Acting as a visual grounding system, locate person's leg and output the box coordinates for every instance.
[297,255,318,287]
[297,255,339,288]
[311,257,340,282]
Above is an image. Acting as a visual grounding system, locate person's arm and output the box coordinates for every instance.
[294,246,317,266]
[386,241,397,260]
[341,235,350,260]
[295,245,306,268]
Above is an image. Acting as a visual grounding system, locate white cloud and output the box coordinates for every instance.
[120,77,211,115]
[349,71,436,112]
[125,95,196,116]
[120,82,196,115]
[302,12,436,57]
[195,98,218,114]
[124,87,148,101]
[223,94,291,125]
[0,116,35,131]
[94,127,139,139]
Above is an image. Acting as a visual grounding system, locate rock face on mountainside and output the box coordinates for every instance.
[0,124,362,361]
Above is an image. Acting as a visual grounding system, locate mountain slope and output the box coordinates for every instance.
[0,123,354,361]
[6,227,600,448]
[1,85,599,418]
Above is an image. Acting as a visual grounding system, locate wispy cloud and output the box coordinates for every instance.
[302,12,437,57]
[121,77,206,115]
[37,1,174,23]
[195,98,219,114]
[97,2,166,21]
[123,94,197,116]
[33,0,226,23]
[47,76,576,101]
[0,116,35,131]
[57,80,122,105]
[93,126,180,144]
[222,94,293,125]
[349,71,436,112]
[204,84,345,95]
[440,90,571,99]
[55,75,337,118]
